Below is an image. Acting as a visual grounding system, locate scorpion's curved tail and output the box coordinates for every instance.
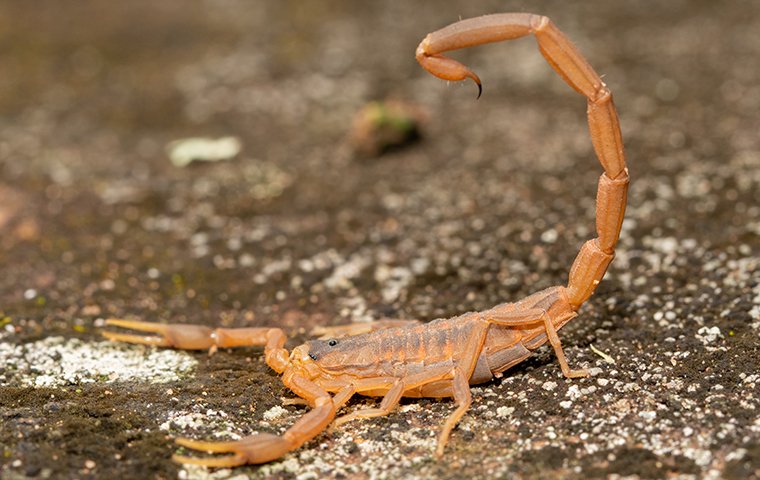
[416,13,629,311]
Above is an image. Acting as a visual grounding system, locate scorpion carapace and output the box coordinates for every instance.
[104,13,628,467]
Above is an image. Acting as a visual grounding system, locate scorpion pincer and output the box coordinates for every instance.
[104,12,629,467]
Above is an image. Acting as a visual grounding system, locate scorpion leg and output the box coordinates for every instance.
[539,310,589,378]
[431,325,488,456]
[174,374,344,467]
[332,378,404,427]
[283,383,356,408]
[486,307,588,378]
[331,384,357,411]
[435,367,471,457]
[333,364,453,427]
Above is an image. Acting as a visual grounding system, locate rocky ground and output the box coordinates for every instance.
[1,1,759,479]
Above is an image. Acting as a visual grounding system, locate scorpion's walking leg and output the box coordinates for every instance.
[433,324,489,456]
[332,364,453,426]
[436,367,471,457]
[417,13,629,311]
[332,377,405,426]
[486,305,588,378]
[338,365,474,457]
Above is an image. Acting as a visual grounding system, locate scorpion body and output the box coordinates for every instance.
[105,12,629,467]
[307,286,578,395]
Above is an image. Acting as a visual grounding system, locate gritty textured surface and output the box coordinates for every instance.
[0,336,197,387]
[1,1,759,479]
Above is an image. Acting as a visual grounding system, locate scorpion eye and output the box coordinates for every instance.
[327,339,338,347]
[308,352,317,361]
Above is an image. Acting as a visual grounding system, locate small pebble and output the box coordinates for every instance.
[496,406,515,418]
[542,381,558,391]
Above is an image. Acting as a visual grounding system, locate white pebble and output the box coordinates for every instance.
[263,405,289,421]
[496,406,515,418]
[639,411,657,421]
[696,326,722,345]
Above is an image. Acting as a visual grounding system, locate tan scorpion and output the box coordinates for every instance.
[104,13,629,467]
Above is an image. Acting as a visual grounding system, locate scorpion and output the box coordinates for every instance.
[104,13,628,467]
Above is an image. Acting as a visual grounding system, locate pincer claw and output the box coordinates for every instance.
[173,433,294,467]
[102,318,216,350]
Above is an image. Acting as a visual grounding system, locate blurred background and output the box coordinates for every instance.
[1,1,758,479]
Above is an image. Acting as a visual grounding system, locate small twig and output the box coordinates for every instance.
[590,344,616,364]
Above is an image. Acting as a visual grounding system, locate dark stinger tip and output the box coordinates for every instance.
[476,82,482,100]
